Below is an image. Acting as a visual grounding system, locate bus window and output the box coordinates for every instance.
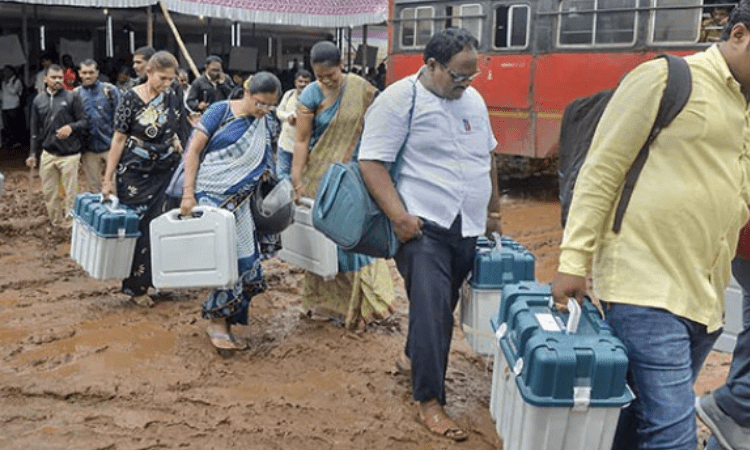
[417,7,435,46]
[559,0,595,45]
[494,4,531,49]
[401,9,416,47]
[651,0,702,43]
[559,0,637,46]
[596,0,637,44]
[461,4,483,43]
[401,6,435,48]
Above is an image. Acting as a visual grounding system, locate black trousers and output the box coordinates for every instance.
[2,107,26,147]
[395,215,476,405]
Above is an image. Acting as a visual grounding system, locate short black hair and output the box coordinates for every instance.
[423,28,479,65]
[204,55,223,68]
[295,69,312,80]
[134,46,156,59]
[45,64,63,76]
[721,1,749,41]
[310,41,340,66]
[79,59,98,70]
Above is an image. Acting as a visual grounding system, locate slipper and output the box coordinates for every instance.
[130,294,155,308]
[418,399,468,442]
[205,329,246,351]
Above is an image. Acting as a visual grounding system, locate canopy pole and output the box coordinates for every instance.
[362,25,368,72]
[22,5,29,84]
[147,5,153,48]
[158,1,200,78]
[347,27,352,72]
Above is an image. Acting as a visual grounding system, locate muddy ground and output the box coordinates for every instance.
[0,155,732,450]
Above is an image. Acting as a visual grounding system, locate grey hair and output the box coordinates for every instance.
[147,51,178,71]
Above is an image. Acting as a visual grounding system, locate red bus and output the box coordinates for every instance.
[386,0,737,162]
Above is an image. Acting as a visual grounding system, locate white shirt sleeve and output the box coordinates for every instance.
[359,77,415,163]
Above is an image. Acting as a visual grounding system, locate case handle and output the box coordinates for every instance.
[566,298,581,334]
[298,197,314,210]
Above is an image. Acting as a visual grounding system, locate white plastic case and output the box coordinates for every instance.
[278,198,338,280]
[150,206,238,289]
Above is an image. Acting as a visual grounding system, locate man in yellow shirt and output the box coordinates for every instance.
[552,2,750,449]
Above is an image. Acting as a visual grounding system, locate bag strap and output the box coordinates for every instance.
[388,76,419,181]
[612,54,691,233]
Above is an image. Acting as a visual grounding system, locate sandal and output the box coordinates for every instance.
[418,399,468,442]
[205,328,247,351]
[130,294,155,308]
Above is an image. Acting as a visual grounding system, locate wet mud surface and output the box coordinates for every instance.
[0,159,731,449]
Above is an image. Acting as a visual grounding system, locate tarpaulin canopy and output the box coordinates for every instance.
[167,0,387,28]
[5,0,388,28]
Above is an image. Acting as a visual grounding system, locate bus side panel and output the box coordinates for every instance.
[476,54,534,156]
[388,54,424,85]
[489,113,533,156]
[475,54,533,110]
[530,52,693,158]
[533,52,660,112]
[535,115,561,158]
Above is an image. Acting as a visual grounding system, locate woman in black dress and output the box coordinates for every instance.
[102,51,184,307]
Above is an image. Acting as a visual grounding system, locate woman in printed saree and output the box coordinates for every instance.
[180,73,281,351]
[291,41,396,329]
[102,51,184,307]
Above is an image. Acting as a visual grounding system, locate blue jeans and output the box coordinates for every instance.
[604,303,721,450]
[276,149,293,180]
[711,257,750,432]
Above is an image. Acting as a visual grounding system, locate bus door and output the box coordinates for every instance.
[476,1,535,156]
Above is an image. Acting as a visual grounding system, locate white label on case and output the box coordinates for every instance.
[535,313,562,332]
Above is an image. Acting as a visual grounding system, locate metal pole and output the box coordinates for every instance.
[22,5,29,84]
[346,27,352,72]
[147,6,153,48]
[362,25,368,73]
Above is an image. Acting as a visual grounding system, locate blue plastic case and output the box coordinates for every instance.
[498,296,633,408]
[70,193,140,280]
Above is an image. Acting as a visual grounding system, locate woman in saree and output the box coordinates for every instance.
[291,41,396,329]
[180,73,281,351]
[102,51,184,307]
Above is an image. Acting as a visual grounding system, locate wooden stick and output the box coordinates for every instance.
[158,1,201,79]
[27,166,33,225]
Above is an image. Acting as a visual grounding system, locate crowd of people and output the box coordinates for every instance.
[7,8,750,446]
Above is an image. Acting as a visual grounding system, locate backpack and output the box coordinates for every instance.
[557,54,692,231]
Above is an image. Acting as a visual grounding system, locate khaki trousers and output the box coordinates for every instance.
[80,151,109,192]
[40,150,80,228]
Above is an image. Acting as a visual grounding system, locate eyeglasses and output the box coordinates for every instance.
[254,101,277,112]
[440,63,480,83]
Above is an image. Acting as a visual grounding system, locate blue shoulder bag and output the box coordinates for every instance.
[312,78,418,259]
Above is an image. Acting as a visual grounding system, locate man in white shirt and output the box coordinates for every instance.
[275,69,311,179]
[359,28,498,442]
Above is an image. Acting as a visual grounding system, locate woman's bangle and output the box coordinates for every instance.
[488,212,501,219]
